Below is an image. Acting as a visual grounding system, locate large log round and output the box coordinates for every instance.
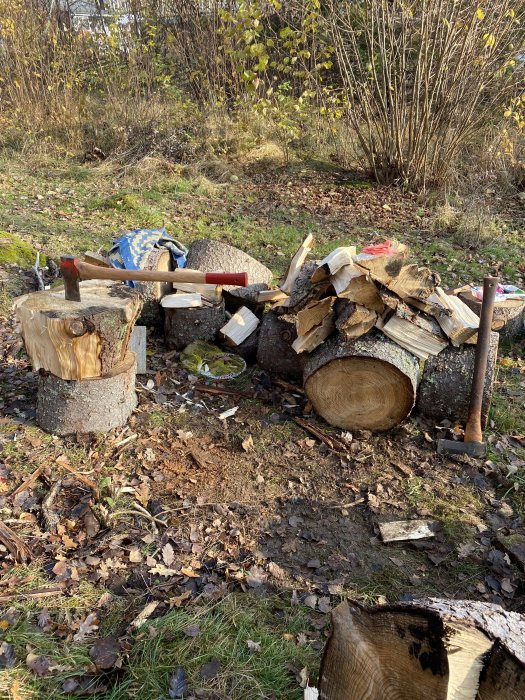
[186,240,273,301]
[303,332,419,431]
[257,311,303,379]
[459,291,525,339]
[36,352,137,435]
[416,331,499,429]
[136,248,172,328]
[164,300,226,351]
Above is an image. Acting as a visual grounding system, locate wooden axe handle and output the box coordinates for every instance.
[74,260,248,287]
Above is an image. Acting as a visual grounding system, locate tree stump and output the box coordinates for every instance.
[164,300,226,350]
[14,282,142,380]
[257,311,304,379]
[459,291,525,339]
[229,327,260,363]
[416,331,499,428]
[319,599,525,700]
[36,352,137,435]
[186,239,273,304]
[222,283,268,313]
[135,248,172,328]
[303,331,419,431]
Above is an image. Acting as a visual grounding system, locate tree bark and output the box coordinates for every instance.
[164,300,226,351]
[14,282,142,380]
[303,330,419,431]
[36,352,137,436]
[459,291,525,340]
[416,331,499,429]
[319,599,525,700]
[257,311,304,379]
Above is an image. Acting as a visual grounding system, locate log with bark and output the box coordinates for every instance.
[135,248,173,328]
[36,352,138,435]
[164,299,226,351]
[428,287,479,345]
[335,299,377,341]
[303,331,419,431]
[14,282,142,380]
[257,311,304,379]
[277,261,329,313]
[335,273,385,313]
[459,290,525,340]
[416,331,499,429]
[319,599,525,700]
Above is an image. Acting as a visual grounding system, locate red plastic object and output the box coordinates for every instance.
[362,240,392,256]
[205,272,249,287]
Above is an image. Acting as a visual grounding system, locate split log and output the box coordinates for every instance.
[280,234,315,294]
[172,282,223,304]
[459,291,525,340]
[353,246,408,284]
[186,239,273,298]
[319,599,525,700]
[335,274,385,313]
[278,261,329,313]
[297,297,336,337]
[292,311,335,354]
[257,311,304,379]
[330,264,364,296]
[36,352,137,436]
[384,264,440,301]
[164,299,226,351]
[311,246,356,283]
[378,314,448,360]
[335,300,377,341]
[220,306,260,346]
[416,331,499,428]
[129,325,146,374]
[428,287,479,345]
[161,293,203,308]
[135,248,172,328]
[256,289,289,304]
[303,331,419,431]
[83,251,111,267]
[14,282,142,381]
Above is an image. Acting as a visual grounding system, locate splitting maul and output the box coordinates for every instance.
[60,255,248,302]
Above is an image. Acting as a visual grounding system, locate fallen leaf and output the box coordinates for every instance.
[162,543,175,567]
[200,658,220,680]
[135,482,151,507]
[62,678,79,693]
[129,547,142,563]
[246,639,261,652]
[149,564,180,577]
[218,407,238,420]
[0,642,16,669]
[246,566,266,588]
[73,613,99,642]
[61,534,78,550]
[169,667,188,698]
[26,653,50,676]
[130,601,159,629]
[242,435,254,452]
[303,594,318,610]
[183,624,200,638]
[37,608,51,630]
[90,637,120,670]
[181,566,200,578]
[84,509,100,538]
[318,597,331,614]
[307,559,320,569]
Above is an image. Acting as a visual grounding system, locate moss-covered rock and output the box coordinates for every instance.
[0,232,46,267]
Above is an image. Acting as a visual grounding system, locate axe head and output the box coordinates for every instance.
[60,256,81,302]
[437,439,486,458]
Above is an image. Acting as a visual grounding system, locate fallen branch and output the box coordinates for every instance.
[11,465,44,496]
[292,417,350,453]
[272,378,305,395]
[57,461,100,499]
[0,519,32,563]
[0,584,66,604]
[42,479,62,533]
[194,383,256,399]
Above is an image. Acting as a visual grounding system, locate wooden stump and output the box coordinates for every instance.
[164,300,226,350]
[257,311,304,380]
[416,331,499,428]
[303,331,419,431]
[222,283,268,313]
[459,291,525,339]
[229,327,260,363]
[319,599,525,700]
[186,239,273,304]
[14,282,142,380]
[36,352,137,435]
[135,248,172,328]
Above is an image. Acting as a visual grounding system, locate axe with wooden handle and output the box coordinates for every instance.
[60,256,248,302]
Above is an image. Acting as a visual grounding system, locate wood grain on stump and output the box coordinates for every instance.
[303,331,419,431]
[135,248,172,328]
[416,331,499,429]
[14,281,142,380]
[459,291,525,339]
[36,352,137,435]
[257,311,303,379]
[164,300,226,350]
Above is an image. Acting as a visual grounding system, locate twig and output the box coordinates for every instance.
[0,519,32,563]
[272,378,305,395]
[11,465,44,496]
[57,461,99,499]
[0,584,66,604]
[293,416,350,453]
[42,479,62,533]
[194,383,256,399]
[328,498,366,509]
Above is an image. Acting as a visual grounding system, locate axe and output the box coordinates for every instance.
[60,256,248,301]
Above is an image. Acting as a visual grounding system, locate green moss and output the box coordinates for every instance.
[0,231,45,267]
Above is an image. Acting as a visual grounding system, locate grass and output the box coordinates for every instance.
[0,593,319,699]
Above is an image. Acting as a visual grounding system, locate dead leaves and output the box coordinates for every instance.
[73,612,99,642]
